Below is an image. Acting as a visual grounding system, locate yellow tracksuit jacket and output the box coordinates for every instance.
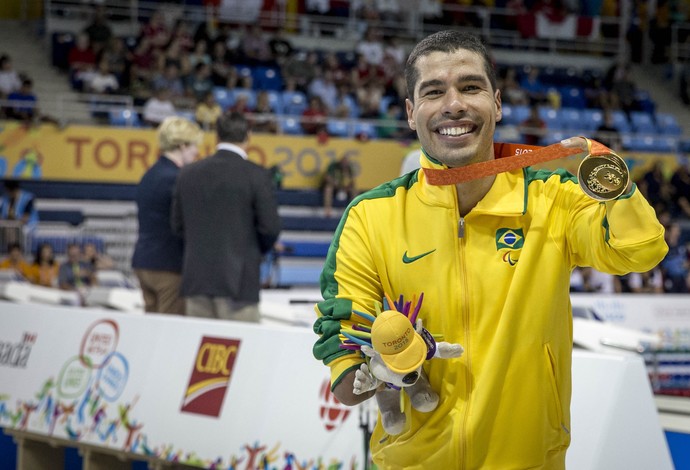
[313,153,668,470]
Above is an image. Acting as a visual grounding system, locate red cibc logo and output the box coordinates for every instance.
[181,336,241,417]
[319,379,350,431]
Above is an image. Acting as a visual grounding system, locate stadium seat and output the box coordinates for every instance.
[655,112,682,136]
[538,107,561,129]
[635,90,656,114]
[253,66,284,91]
[109,108,141,127]
[279,117,304,135]
[621,134,676,153]
[501,104,530,126]
[264,89,284,115]
[629,111,657,133]
[559,86,587,109]
[558,108,582,130]
[579,109,603,132]
[229,89,257,109]
[611,110,632,133]
[353,122,377,140]
[494,125,522,143]
[212,87,234,110]
[281,91,308,115]
[326,119,351,137]
[541,130,568,146]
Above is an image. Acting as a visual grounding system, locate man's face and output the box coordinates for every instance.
[406,50,502,168]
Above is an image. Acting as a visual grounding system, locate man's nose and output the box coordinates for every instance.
[442,89,467,116]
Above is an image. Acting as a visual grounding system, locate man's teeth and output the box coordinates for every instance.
[438,127,471,136]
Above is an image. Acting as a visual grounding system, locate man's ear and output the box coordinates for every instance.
[406,98,415,130]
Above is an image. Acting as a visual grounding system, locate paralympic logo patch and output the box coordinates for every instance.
[181,336,241,417]
[496,228,524,266]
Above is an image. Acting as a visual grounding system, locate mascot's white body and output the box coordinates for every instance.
[343,296,463,436]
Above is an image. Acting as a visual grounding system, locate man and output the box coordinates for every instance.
[132,116,202,315]
[313,31,668,469]
[172,112,281,322]
[321,154,356,217]
[58,243,95,291]
[0,179,38,229]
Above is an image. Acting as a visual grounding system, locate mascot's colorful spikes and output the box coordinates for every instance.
[352,309,376,323]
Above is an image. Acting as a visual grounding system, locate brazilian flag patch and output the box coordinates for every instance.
[495,228,525,250]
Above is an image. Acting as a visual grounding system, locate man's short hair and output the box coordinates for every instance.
[405,30,497,103]
[216,112,250,144]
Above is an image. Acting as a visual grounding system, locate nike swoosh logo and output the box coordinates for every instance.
[402,249,436,264]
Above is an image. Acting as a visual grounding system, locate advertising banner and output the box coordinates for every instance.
[0,301,366,468]
[0,121,412,191]
[0,121,682,191]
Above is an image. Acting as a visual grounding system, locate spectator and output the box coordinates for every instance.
[0,179,38,228]
[308,68,338,113]
[281,50,318,93]
[595,108,621,150]
[518,103,546,145]
[5,78,38,123]
[0,242,31,280]
[151,62,185,101]
[58,243,96,292]
[619,268,665,293]
[608,63,640,119]
[301,95,328,135]
[377,100,408,140]
[132,116,203,315]
[636,161,671,215]
[67,32,97,91]
[82,5,113,56]
[185,62,214,102]
[519,66,547,104]
[142,87,177,127]
[499,67,529,106]
[188,38,211,69]
[140,10,170,51]
[171,112,281,321]
[83,242,114,271]
[84,58,119,94]
[660,222,690,293]
[240,24,273,66]
[101,37,131,88]
[210,40,233,86]
[356,27,385,66]
[27,242,59,288]
[0,54,22,98]
[268,28,294,66]
[669,159,690,219]
[321,154,356,217]
[194,91,222,131]
[251,90,278,134]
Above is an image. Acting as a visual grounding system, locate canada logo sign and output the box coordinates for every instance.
[181,336,241,417]
[319,379,350,431]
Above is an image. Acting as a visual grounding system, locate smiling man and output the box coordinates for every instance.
[313,31,667,469]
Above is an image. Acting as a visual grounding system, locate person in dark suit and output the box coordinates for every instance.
[171,111,281,321]
[132,116,203,315]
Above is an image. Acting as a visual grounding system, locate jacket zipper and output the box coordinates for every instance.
[457,215,470,469]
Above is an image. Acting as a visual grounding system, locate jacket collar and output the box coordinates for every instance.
[418,149,526,216]
[216,143,248,160]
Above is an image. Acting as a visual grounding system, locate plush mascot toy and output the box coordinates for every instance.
[340,293,463,435]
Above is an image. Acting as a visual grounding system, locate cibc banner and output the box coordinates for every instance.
[0,301,364,468]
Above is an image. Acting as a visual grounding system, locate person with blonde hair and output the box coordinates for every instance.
[132,116,203,314]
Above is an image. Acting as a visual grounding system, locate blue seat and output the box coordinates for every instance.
[635,89,656,114]
[353,122,377,140]
[538,107,561,129]
[253,66,284,91]
[212,86,234,110]
[228,89,257,109]
[501,104,530,126]
[279,117,304,135]
[655,112,682,136]
[264,90,284,114]
[558,108,582,131]
[541,130,568,145]
[109,108,140,127]
[579,109,603,132]
[621,134,676,153]
[611,110,632,133]
[629,111,657,133]
[281,91,308,115]
[559,86,586,109]
[326,119,351,137]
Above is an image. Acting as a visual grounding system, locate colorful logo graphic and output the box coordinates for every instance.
[496,228,524,266]
[79,319,119,369]
[181,336,241,417]
[318,379,350,431]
